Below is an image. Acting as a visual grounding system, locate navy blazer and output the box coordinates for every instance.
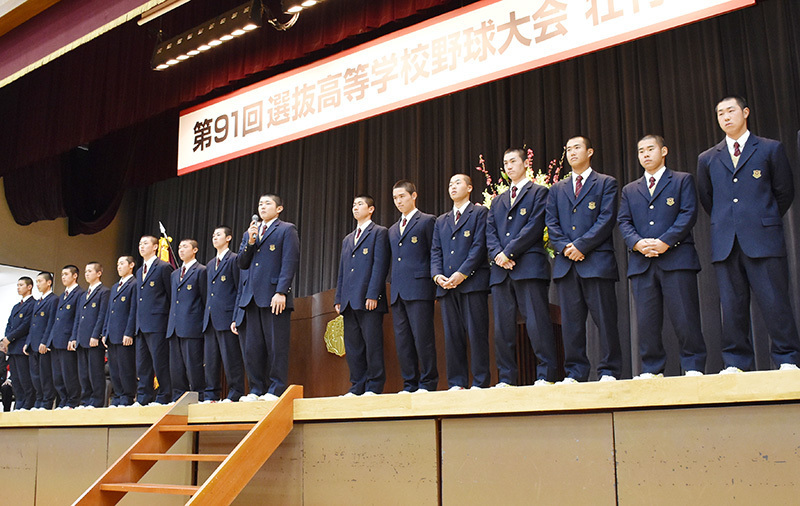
[697,135,795,261]
[335,222,390,313]
[167,263,207,338]
[73,285,110,347]
[237,219,300,310]
[133,258,173,334]
[203,251,241,332]
[546,171,619,280]
[388,211,436,303]
[45,287,85,349]
[486,180,551,285]
[4,297,35,355]
[102,277,137,344]
[618,169,702,277]
[431,203,490,297]
[26,292,57,349]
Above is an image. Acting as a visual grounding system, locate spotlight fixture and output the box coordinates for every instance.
[151,0,264,70]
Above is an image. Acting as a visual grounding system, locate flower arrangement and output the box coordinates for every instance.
[475,146,569,257]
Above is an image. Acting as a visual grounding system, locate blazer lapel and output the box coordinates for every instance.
[178,264,196,287]
[400,213,419,240]
[355,222,373,249]
[259,220,279,246]
[715,139,736,174]
[452,203,473,234]
[736,136,758,171]
[509,181,530,211]
[650,169,673,202]
[565,177,578,206]
[574,171,597,206]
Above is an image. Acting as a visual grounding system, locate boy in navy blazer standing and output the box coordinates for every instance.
[132,235,173,406]
[487,149,559,386]
[546,136,622,383]
[167,239,207,401]
[72,262,110,408]
[697,96,800,372]
[619,135,707,378]
[46,265,84,409]
[335,195,390,396]
[431,175,491,390]
[203,226,245,403]
[0,277,36,410]
[26,272,57,409]
[238,195,300,400]
[102,256,138,407]
[388,180,438,393]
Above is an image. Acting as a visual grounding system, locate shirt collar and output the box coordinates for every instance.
[572,167,593,191]
[453,201,470,215]
[22,294,32,302]
[402,208,418,222]
[726,130,750,155]
[358,220,373,233]
[644,166,667,186]
[182,259,197,270]
[264,218,278,230]
[64,285,77,296]
[144,256,157,270]
[40,289,52,298]
[511,177,530,192]
[216,248,230,261]
[119,274,133,284]
[87,281,102,292]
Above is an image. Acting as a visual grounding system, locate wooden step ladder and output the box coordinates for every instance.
[73,385,303,506]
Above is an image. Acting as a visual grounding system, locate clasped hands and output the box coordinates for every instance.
[435,272,466,290]
[563,243,585,262]
[634,238,669,258]
[494,252,516,270]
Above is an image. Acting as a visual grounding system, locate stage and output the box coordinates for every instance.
[1,370,799,505]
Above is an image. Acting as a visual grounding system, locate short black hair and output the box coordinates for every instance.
[86,261,103,273]
[716,96,748,113]
[215,226,233,237]
[63,265,79,276]
[19,276,33,287]
[392,180,417,195]
[566,135,593,150]
[503,148,526,160]
[354,194,375,208]
[38,271,53,283]
[140,235,159,246]
[451,174,473,186]
[181,238,199,250]
[119,255,135,265]
[638,134,666,149]
[260,194,283,208]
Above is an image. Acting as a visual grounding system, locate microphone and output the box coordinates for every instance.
[251,214,259,224]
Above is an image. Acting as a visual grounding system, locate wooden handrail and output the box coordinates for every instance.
[186,385,303,506]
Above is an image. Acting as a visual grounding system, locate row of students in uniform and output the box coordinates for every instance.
[337,96,800,395]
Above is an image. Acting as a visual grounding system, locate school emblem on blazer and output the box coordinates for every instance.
[221,275,227,282]
[66,304,71,310]
[753,170,762,179]
[464,230,471,238]
[18,313,23,318]
[150,281,155,287]
[411,236,418,243]
[40,311,45,316]
[121,296,126,302]
[270,244,276,251]
[588,201,596,210]
[187,285,193,290]
[666,197,675,206]
[91,302,97,308]
[363,248,369,255]
[519,208,527,216]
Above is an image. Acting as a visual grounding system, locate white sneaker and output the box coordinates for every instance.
[397,390,411,395]
[147,402,164,407]
[599,375,617,382]
[239,393,259,402]
[779,363,799,371]
[533,379,553,386]
[84,405,95,410]
[719,366,743,375]
[684,370,704,377]
[361,391,377,396]
[413,388,429,394]
[340,392,357,397]
[492,382,512,388]
[259,393,279,401]
[130,402,142,407]
[557,377,579,384]
[447,385,465,391]
[220,398,233,403]
[199,399,214,404]
[633,372,663,380]
[469,385,482,390]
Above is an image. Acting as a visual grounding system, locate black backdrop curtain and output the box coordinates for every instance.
[127,0,800,377]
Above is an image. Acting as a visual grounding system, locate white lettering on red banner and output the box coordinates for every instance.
[178,0,754,175]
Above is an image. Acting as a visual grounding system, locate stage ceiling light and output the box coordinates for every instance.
[151,0,325,70]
